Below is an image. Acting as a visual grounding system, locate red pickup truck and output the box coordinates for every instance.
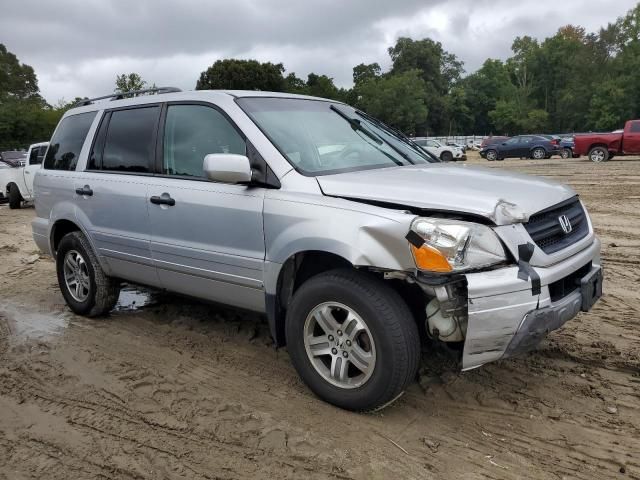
[574,120,640,162]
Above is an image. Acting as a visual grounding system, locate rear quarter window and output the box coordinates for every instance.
[44,112,97,170]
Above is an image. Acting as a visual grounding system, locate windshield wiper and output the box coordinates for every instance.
[330,105,384,146]
[355,110,435,163]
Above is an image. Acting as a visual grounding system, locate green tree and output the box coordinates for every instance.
[355,69,428,135]
[114,73,148,93]
[196,59,286,91]
[0,43,40,100]
[352,63,381,86]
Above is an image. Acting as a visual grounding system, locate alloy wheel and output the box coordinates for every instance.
[63,250,90,302]
[303,302,376,389]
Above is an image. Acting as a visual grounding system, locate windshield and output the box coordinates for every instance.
[237,97,436,175]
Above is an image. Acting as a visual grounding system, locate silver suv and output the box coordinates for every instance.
[33,88,603,411]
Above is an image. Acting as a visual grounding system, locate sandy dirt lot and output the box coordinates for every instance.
[1,154,639,479]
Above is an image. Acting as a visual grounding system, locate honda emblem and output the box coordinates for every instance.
[558,215,572,234]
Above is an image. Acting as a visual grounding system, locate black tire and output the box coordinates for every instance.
[8,184,22,209]
[285,269,420,411]
[56,231,120,316]
[485,149,498,161]
[440,151,453,162]
[588,146,609,163]
[531,147,546,160]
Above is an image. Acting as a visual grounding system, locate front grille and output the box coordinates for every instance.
[524,197,589,254]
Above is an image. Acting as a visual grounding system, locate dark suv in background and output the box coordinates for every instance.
[480,135,561,161]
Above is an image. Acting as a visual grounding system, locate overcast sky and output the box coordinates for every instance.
[1,0,637,104]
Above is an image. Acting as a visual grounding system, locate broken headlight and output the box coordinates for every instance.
[409,218,507,272]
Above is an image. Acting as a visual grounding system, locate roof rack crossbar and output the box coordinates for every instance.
[76,86,182,106]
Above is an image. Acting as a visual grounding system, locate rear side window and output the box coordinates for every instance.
[162,104,245,178]
[101,107,160,173]
[44,112,96,170]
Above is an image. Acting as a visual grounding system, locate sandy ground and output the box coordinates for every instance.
[0,154,639,480]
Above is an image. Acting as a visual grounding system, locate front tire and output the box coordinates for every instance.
[485,149,498,161]
[56,231,120,316]
[8,184,22,209]
[285,269,420,411]
[588,146,609,163]
[440,151,453,162]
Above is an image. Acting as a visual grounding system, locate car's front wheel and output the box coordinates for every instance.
[440,151,453,162]
[56,231,120,316]
[285,269,420,411]
[531,147,546,159]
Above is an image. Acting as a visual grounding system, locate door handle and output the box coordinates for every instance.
[150,194,175,206]
[75,185,93,196]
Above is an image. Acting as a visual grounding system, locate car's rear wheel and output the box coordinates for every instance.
[485,149,498,161]
[8,184,22,209]
[561,148,571,159]
[532,147,546,160]
[285,269,420,411]
[588,146,609,163]
[56,231,120,316]
[440,151,453,162]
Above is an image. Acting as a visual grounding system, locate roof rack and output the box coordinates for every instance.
[75,86,182,106]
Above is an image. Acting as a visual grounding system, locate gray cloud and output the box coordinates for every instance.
[1,0,637,103]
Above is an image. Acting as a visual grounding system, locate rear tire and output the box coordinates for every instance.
[588,146,609,163]
[561,148,571,159]
[56,231,120,316]
[285,269,420,411]
[8,184,21,209]
[531,147,546,160]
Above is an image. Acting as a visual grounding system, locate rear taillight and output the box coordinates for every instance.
[551,139,560,145]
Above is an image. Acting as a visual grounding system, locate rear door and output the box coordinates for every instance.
[76,105,161,287]
[148,102,266,312]
[623,121,640,154]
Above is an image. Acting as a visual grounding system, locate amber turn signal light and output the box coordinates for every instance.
[410,244,453,272]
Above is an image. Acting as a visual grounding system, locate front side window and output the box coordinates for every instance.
[630,121,640,133]
[505,138,518,145]
[44,112,96,170]
[101,107,160,173]
[237,97,432,176]
[163,104,245,177]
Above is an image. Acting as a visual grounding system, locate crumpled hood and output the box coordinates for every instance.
[316,163,576,225]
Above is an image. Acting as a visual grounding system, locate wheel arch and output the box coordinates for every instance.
[266,250,355,347]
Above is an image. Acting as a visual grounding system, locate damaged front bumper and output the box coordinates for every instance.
[461,237,602,370]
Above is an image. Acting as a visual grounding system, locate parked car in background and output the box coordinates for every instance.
[574,120,640,162]
[413,138,466,161]
[0,151,27,167]
[536,135,577,159]
[446,141,467,153]
[33,88,603,411]
[0,142,48,208]
[480,135,561,161]
[480,136,509,149]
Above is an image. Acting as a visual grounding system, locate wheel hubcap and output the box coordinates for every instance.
[63,250,90,302]
[303,302,376,389]
[487,151,496,160]
[534,149,544,159]
[592,150,604,162]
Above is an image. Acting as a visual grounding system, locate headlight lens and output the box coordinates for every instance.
[409,218,507,272]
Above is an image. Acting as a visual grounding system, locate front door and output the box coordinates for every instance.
[148,103,266,312]
[24,144,46,198]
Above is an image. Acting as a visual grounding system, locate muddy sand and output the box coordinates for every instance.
[1,154,639,479]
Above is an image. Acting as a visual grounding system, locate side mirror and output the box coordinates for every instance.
[203,154,252,184]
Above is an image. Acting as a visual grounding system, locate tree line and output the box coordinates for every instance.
[1,3,640,150]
